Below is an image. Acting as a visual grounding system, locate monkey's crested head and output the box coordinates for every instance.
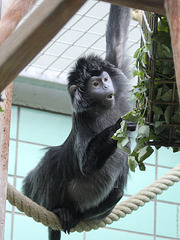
[67,54,115,91]
[67,54,116,113]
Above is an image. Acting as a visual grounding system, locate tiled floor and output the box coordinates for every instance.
[5,105,180,240]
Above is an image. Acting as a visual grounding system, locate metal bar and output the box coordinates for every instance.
[148,141,180,147]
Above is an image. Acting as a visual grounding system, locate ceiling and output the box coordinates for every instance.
[18,0,141,85]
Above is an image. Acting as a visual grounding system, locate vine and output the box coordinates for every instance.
[114,16,180,172]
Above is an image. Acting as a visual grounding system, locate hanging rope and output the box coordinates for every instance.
[7,163,180,232]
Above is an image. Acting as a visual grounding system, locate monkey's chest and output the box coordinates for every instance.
[66,159,121,211]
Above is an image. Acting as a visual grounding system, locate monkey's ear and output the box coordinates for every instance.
[69,85,77,96]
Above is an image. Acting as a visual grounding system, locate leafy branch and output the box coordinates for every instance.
[113,16,180,172]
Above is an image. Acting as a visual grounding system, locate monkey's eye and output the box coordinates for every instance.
[92,81,99,87]
[104,76,108,82]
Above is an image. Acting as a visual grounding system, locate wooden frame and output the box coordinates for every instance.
[0,0,87,93]
[1,0,180,239]
[0,0,166,93]
[0,2,13,239]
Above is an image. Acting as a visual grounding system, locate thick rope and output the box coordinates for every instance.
[7,163,180,232]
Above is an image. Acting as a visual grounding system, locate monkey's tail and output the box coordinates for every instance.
[105,5,131,70]
[48,228,61,240]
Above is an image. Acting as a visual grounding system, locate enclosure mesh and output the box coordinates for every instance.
[18,0,141,84]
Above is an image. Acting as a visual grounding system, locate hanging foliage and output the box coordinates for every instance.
[113,15,180,172]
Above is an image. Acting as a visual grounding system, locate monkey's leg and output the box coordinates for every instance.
[48,228,61,240]
[52,207,81,234]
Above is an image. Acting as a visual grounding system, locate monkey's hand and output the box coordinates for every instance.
[126,121,136,131]
[115,118,136,132]
[52,208,81,234]
[114,118,123,130]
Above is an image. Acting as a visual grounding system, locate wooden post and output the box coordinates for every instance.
[0,1,13,239]
[165,0,180,98]
[0,0,41,238]
[0,84,12,240]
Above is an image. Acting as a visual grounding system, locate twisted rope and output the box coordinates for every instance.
[7,163,180,232]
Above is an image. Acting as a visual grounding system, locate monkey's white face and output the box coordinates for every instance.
[86,71,115,109]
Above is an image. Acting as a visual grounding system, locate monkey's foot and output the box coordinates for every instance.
[52,208,80,234]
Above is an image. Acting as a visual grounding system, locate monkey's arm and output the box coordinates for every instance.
[105,5,130,69]
[82,120,135,175]
[82,124,118,174]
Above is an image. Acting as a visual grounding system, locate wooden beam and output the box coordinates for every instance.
[0,0,38,45]
[101,0,166,16]
[0,0,87,93]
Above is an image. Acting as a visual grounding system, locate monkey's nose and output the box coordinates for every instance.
[103,84,109,89]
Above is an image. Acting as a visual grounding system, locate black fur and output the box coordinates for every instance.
[22,5,133,240]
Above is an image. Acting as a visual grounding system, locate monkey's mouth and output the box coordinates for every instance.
[106,93,114,100]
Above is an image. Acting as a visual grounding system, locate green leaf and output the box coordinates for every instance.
[133,140,145,152]
[112,135,120,141]
[153,105,163,121]
[122,111,139,123]
[112,129,124,140]
[136,137,148,147]
[156,87,163,101]
[173,147,180,153]
[164,106,171,124]
[0,107,3,112]
[128,155,138,172]
[117,140,130,153]
[155,145,161,150]
[112,121,130,153]
[172,110,180,123]
[161,44,171,55]
[120,120,127,132]
[158,20,169,33]
[154,121,164,128]
[121,136,129,147]
[154,124,166,135]
[133,86,147,94]
[133,69,141,77]
[137,125,150,140]
[137,145,154,162]
[139,163,146,171]
[133,47,141,59]
[129,150,139,159]
[112,121,127,139]
[160,89,172,102]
